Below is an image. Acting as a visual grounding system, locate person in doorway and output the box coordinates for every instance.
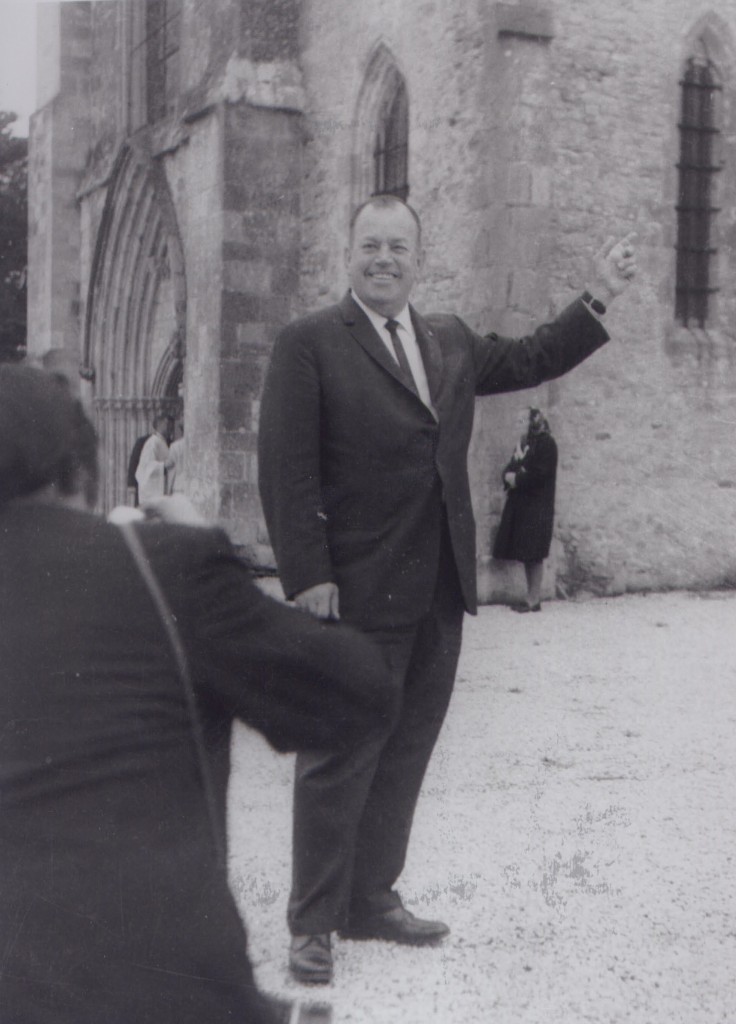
[126,431,150,506]
[493,407,558,612]
[0,365,393,1024]
[166,416,187,496]
[258,192,637,984]
[135,412,173,505]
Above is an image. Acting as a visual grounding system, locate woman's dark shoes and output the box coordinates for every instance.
[512,602,541,613]
[265,994,333,1023]
[289,933,333,985]
[339,906,449,945]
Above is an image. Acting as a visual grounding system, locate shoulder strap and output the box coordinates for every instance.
[118,520,226,870]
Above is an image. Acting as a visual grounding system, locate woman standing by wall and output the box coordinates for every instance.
[493,407,558,612]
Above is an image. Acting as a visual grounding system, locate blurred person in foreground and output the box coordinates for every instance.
[0,365,393,1024]
[493,407,558,612]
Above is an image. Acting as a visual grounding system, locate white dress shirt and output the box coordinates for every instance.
[350,290,436,416]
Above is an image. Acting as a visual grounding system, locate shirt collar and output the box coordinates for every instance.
[350,290,413,335]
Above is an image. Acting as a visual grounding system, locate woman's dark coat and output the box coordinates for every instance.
[492,431,558,563]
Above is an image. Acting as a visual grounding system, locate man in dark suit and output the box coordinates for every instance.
[0,365,393,1023]
[258,196,636,983]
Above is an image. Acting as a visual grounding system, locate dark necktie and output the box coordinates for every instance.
[384,318,418,396]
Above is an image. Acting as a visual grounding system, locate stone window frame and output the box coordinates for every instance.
[666,17,736,350]
[674,48,723,329]
[83,146,187,510]
[352,43,410,206]
[126,0,182,131]
[372,74,409,200]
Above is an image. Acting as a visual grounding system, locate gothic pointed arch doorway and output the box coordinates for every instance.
[84,144,187,510]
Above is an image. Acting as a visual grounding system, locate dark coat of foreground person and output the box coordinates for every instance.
[0,367,393,1024]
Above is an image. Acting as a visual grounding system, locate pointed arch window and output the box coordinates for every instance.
[373,75,409,200]
[675,53,722,327]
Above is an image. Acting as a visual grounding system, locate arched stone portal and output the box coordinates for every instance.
[84,143,186,510]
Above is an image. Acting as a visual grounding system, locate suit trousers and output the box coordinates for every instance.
[288,522,465,935]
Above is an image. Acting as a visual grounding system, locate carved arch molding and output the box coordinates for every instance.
[352,42,409,207]
[84,144,187,510]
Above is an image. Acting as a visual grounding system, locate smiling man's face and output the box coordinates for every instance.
[345,201,422,318]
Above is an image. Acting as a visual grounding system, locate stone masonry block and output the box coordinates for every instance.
[224,259,273,295]
[220,450,247,482]
[508,268,540,312]
[221,481,252,521]
[531,165,552,206]
[507,162,533,205]
[271,259,300,296]
[240,0,300,62]
[496,3,554,41]
[236,322,271,350]
[506,206,550,257]
[222,290,286,327]
[220,399,248,432]
[245,453,259,485]
[223,211,247,244]
[220,355,265,401]
[223,240,266,262]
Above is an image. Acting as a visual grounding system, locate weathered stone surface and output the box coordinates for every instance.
[27,0,736,594]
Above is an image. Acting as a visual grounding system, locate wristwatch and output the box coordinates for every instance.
[582,290,607,316]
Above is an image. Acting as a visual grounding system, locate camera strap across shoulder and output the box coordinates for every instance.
[118,520,226,871]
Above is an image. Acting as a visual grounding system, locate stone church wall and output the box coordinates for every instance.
[27,0,736,597]
[296,0,736,598]
[539,1,736,596]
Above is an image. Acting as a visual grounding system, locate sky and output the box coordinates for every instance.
[0,0,38,136]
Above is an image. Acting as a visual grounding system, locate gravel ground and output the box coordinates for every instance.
[228,590,736,1023]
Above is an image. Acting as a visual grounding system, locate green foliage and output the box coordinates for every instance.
[0,111,28,364]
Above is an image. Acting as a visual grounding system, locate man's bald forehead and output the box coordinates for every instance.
[349,196,422,245]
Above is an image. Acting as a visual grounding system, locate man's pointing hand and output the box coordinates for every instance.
[589,232,638,302]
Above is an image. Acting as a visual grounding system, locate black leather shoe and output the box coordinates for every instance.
[289,934,333,985]
[339,906,449,945]
[512,602,541,613]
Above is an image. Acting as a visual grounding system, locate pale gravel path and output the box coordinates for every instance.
[227,590,736,1023]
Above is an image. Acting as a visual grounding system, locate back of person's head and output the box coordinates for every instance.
[0,364,99,507]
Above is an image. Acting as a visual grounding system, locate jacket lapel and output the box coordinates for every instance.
[339,293,444,420]
[410,306,444,412]
[339,292,416,396]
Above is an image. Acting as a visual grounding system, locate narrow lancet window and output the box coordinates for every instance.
[675,55,722,327]
[373,77,409,200]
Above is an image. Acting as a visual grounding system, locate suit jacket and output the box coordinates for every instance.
[259,292,608,630]
[0,502,391,1023]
